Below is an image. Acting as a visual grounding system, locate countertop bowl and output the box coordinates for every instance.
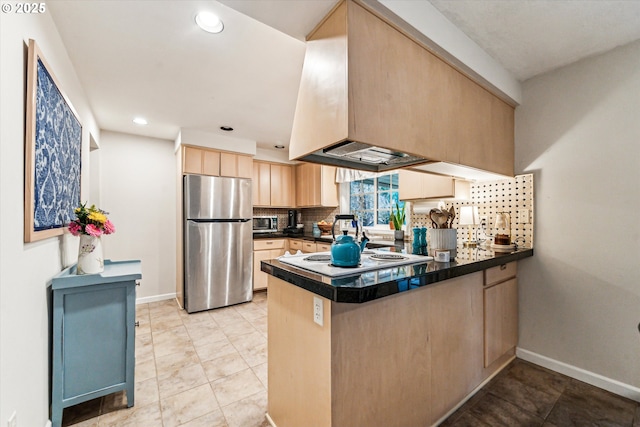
[317,223,333,233]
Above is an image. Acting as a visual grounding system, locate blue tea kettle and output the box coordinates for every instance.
[331,215,369,267]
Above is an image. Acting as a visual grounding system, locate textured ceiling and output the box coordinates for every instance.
[428,0,640,81]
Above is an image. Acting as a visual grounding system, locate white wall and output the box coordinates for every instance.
[515,40,640,394]
[0,8,99,427]
[99,131,177,301]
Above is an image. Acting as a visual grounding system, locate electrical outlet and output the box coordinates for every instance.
[313,296,323,326]
[7,411,16,427]
[479,216,488,231]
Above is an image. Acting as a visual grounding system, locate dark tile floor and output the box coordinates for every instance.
[441,358,640,427]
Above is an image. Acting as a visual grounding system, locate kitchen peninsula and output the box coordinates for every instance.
[262,246,533,427]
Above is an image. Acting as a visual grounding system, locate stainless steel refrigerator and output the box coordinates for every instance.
[184,174,253,313]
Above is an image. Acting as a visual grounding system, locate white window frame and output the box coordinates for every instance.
[339,173,405,231]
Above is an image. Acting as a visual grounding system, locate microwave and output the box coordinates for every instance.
[253,216,278,233]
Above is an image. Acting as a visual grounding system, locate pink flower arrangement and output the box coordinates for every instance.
[67,203,116,237]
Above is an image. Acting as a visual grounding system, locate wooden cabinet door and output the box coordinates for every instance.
[428,272,484,421]
[484,278,518,367]
[183,147,203,174]
[202,150,221,176]
[399,170,455,200]
[220,152,253,178]
[253,162,271,206]
[320,165,338,207]
[270,164,295,207]
[253,250,272,290]
[295,163,337,207]
[253,240,286,290]
[398,170,423,200]
[295,164,310,207]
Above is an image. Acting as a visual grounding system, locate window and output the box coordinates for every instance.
[349,173,404,227]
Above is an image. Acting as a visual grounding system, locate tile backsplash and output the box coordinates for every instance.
[409,174,534,248]
[252,207,339,233]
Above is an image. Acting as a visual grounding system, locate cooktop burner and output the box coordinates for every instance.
[369,254,407,261]
[329,263,361,268]
[278,250,432,278]
[304,254,332,262]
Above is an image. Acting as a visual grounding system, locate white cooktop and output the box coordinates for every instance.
[276,250,432,278]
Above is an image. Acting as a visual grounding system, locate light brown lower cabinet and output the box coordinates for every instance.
[428,274,484,422]
[267,270,505,427]
[316,243,331,252]
[288,239,303,253]
[302,241,316,253]
[484,262,518,368]
[253,240,286,291]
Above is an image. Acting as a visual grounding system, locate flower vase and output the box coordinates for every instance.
[77,235,104,275]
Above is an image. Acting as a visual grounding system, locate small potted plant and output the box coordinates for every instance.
[391,202,405,240]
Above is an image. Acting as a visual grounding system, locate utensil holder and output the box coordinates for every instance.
[428,228,457,258]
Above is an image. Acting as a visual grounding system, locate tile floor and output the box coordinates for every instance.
[63,292,640,427]
[62,292,270,427]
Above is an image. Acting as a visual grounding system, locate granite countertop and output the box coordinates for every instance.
[261,246,534,303]
[253,232,335,244]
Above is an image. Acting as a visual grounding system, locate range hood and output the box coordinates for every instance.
[288,0,515,177]
[301,141,430,172]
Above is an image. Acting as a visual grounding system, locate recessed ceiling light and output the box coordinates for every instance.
[274,145,285,149]
[196,12,224,34]
[220,126,233,132]
[133,117,147,125]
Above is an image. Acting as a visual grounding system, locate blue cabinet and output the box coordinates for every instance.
[50,260,141,427]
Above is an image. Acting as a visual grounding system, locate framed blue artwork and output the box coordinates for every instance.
[24,39,82,242]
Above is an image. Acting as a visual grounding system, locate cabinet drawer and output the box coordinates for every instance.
[316,243,332,252]
[289,239,303,252]
[485,262,517,286]
[254,239,286,251]
[302,242,316,253]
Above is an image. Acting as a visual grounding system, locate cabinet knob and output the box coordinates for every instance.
[136,280,141,286]
[135,321,140,327]
[266,242,273,245]
[500,264,507,270]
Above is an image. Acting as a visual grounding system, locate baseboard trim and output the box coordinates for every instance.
[136,293,176,305]
[516,347,640,402]
[265,412,277,427]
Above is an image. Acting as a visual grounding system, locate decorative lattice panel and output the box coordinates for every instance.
[409,174,534,248]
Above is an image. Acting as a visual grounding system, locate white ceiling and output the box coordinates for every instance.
[48,0,640,149]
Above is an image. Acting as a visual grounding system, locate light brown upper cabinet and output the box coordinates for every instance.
[398,170,471,200]
[253,162,272,206]
[270,163,295,207]
[252,161,296,208]
[288,0,514,177]
[183,146,220,176]
[182,146,252,178]
[220,152,253,178]
[295,163,338,208]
